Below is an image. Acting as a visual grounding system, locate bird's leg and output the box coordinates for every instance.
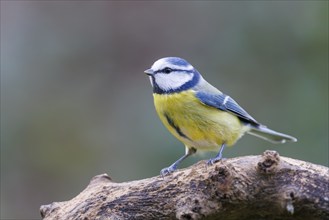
[207,143,226,165]
[160,147,197,176]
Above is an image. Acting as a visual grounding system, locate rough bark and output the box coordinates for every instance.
[40,150,329,220]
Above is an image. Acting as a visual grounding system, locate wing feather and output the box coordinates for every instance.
[195,91,259,126]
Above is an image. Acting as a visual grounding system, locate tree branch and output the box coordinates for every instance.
[40,150,329,220]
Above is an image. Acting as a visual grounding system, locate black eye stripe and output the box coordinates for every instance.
[154,69,194,74]
[163,67,172,74]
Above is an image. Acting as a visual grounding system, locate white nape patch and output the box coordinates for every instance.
[155,72,193,91]
[151,59,193,72]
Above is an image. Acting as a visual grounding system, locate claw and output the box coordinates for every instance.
[207,158,217,166]
[160,166,176,177]
[207,157,225,166]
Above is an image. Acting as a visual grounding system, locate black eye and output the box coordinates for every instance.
[163,67,172,74]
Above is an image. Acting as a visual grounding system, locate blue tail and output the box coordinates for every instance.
[247,125,297,144]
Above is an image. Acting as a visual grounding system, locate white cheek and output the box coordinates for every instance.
[155,72,193,91]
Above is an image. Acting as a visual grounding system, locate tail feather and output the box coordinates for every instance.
[247,125,297,144]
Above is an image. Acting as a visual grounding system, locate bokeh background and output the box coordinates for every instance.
[1,1,328,219]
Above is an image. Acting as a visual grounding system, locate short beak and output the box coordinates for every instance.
[144,69,154,76]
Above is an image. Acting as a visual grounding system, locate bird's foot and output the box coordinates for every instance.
[207,143,226,166]
[160,165,177,177]
[207,156,225,166]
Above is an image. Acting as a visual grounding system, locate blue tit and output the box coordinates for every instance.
[145,57,297,176]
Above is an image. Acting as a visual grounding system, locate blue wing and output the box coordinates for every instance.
[195,91,259,126]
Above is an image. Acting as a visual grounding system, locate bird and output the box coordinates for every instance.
[144,57,297,176]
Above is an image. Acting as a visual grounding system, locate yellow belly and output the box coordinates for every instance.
[153,90,248,151]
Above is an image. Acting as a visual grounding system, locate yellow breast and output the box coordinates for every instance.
[153,90,248,151]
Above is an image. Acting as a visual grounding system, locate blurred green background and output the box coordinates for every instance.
[1,1,328,219]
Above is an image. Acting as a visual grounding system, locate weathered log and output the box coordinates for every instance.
[40,150,329,220]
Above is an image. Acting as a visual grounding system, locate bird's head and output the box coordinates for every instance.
[145,57,201,94]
